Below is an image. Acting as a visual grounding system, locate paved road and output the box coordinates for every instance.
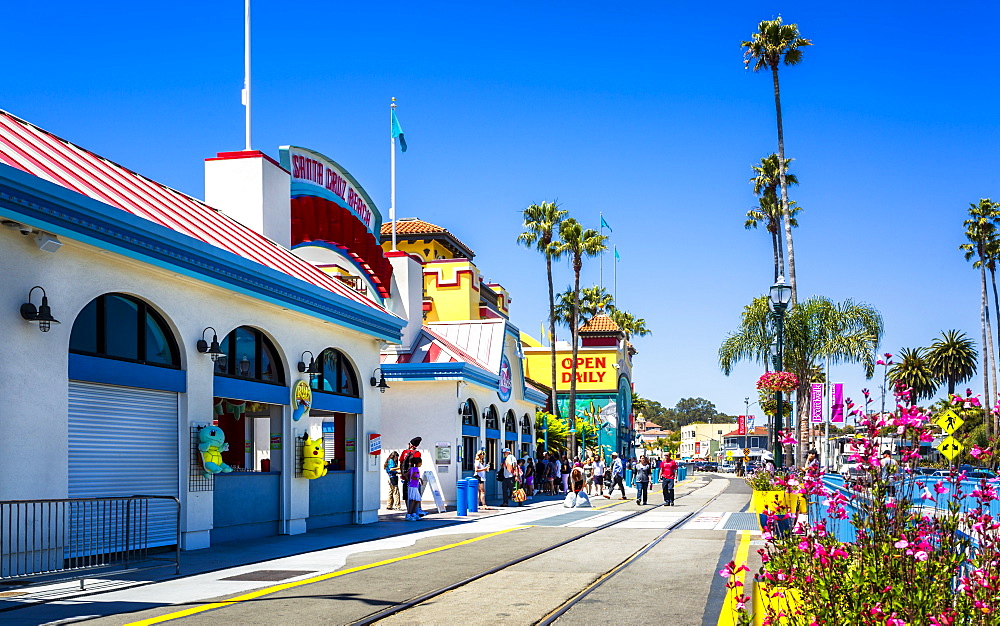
[13,474,752,626]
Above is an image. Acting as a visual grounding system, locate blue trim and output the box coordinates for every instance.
[462,425,481,437]
[524,385,548,405]
[214,376,289,404]
[0,166,403,342]
[504,432,517,441]
[521,434,532,443]
[311,392,363,414]
[485,429,501,439]
[380,362,499,388]
[69,353,186,392]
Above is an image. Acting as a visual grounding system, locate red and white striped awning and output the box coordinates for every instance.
[0,109,386,312]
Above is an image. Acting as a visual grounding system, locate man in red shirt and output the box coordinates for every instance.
[659,453,679,505]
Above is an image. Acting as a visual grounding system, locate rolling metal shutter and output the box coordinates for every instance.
[68,381,179,548]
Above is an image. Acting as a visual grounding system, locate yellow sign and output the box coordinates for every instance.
[525,349,620,392]
[938,435,964,461]
[726,450,734,459]
[934,409,964,434]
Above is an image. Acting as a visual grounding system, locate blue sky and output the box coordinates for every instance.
[6,2,1000,418]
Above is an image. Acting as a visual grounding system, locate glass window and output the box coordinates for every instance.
[311,349,360,397]
[521,414,532,435]
[485,406,499,430]
[213,326,285,384]
[69,293,179,368]
[485,438,498,469]
[233,327,256,378]
[504,410,517,433]
[462,436,477,472]
[461,399,478,426]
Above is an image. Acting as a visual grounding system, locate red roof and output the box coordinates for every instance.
[0,110,387,312]
[580,314,622,333]
[723,426,770,437]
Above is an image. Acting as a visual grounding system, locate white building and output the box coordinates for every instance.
[679,422,734,460]
[0,110,406,550]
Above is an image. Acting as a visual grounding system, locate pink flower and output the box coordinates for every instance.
[934,482,949,494]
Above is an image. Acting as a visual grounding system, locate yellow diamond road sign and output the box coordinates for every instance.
[938,435,964,461]
[935,409,964,434]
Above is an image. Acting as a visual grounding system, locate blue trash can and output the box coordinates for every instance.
[467,477,479,513]
[456,479,468,516]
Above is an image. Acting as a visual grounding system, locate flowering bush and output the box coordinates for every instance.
[727,386,1000,625]
[757,371,799,393]
[746,469,779,492]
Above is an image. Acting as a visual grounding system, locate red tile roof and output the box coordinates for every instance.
[381,218,475,258]
[722,426,770,437]
[0,110,387,312]
[580,314,622,333]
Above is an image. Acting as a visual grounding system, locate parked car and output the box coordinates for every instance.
[719,463,736,473]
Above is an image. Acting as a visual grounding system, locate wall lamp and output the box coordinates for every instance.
[196,327,225,362]
[20,286,59,332]
[370,368,390,393]
[298,351,320,377]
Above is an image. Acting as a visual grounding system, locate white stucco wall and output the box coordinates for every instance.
[0,226,384,549]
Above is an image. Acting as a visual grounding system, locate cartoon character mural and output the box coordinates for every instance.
[301,434,328,479]
[199,425,233,478]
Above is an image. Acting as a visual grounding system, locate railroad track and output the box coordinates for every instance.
[349,477,723,626]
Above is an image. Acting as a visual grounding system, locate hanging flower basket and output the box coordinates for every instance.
[760,398,793,417]
[756,371,798,393]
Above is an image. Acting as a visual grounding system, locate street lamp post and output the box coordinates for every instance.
[768,276,792,469]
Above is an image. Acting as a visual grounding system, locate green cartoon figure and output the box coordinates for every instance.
[199,425,233,478]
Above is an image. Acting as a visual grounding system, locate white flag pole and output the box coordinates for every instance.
[390,98,397,251]
[243,0,251,151]
[599,212,604,289]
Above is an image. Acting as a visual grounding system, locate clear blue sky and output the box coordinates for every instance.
[6,2,1000,417]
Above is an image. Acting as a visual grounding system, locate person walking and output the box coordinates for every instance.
[474,449,494,510]
[659,453,679,505]
[524,457,535,498]
[610,452,627,500]
[405,456,424,521]
[384,450,401,510]
[583,456,595,495]
[560,455,571,494]
[634,455,652,505]
[500,448,521,506]
[593,455,606,497]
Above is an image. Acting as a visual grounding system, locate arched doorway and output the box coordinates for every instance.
[68,293,183,547]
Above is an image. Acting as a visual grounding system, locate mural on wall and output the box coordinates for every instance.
[301,435,328,479]
[198,425,233,478]
[556,395,619,428]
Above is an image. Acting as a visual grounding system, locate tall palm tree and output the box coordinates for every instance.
[719,295,883,465]
[926,330,978,397]
[552,218,608,456]
[608,308,651,340]
[745,154,801,282]
[554,285,613,328]
[518,201,567,418]
[742,17,811,305]
[888,347,939,405]
[960,199,1000,433]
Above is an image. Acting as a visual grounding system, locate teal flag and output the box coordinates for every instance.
[614,246,620,261]
[601,215,612,231]
[391,110,407,152]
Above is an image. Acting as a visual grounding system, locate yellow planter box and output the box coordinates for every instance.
[751,489,807,515]
[752,580,803,626]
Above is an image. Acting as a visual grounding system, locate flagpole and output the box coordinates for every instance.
[390,98,397,251]
[242,0,252,151]
[599,212,604,289]
[614,246,618,303]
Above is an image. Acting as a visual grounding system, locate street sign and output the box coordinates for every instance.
[935,409,964,434]
[743,448,751,458]
[726,450,733,459]
[938,435,964,461]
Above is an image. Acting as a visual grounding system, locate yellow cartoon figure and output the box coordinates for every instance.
[302,435,328,479]
[199,425,233,478]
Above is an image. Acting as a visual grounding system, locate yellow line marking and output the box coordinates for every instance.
[124,526,529,626]
[717,530,752,626]
[592,498,629,510]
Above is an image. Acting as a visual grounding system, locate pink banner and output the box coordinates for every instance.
[810,383,825,423]
[737,415,747,435]
[831,383,845,424]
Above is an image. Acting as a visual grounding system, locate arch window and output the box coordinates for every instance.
[504,410,517,433]
[70,293,179,368]
[485,405,499,430]
[214,326,284,384]
[521,414,532,435]
[461,399,479,426]
[311,349,359,397]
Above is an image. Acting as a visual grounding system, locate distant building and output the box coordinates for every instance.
[679,422,734,460]
[720,426,771,462]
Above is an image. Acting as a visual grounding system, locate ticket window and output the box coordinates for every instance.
[315,412,356,471]
[215,398,281,472]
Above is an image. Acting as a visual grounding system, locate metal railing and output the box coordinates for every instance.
[1,495,180,588]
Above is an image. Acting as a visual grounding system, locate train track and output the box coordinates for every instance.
[349,477,724,626]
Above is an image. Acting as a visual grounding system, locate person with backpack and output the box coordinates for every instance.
[384,450,401,510]
[500,448,521,506]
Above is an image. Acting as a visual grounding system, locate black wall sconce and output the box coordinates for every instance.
[370,368,390,393]
[20,286,59,332]
[196,327,225,361]
[298,351,320,377]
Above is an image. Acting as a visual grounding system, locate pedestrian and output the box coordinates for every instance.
[593,455,606,496]
[405,456,424,521]
[524,457,535,498]
[560,455,571,494]
[583,456,594,495]
[500,448,521,506]
[551,453,562,494]
[399,437,424,517]
[384,450,401,510]
[880,450,898,496]
[659,453,678,505]
[610,452,627,499]
[474,449,494,510]
[634,455,652,505]
[570,462,587,494]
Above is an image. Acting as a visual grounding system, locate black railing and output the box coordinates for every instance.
[1,495,180,588]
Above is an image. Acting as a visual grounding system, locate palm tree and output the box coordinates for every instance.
[608,308,651,340]
[745,154,801,282]
[719,295,883,465]
[553,285,613,329]
[960,199,1000,433]
[742,17,811,305]
[926,330,978,397]
[888,348,939,405]
[518,201,567,418]
[552,218,608,456]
